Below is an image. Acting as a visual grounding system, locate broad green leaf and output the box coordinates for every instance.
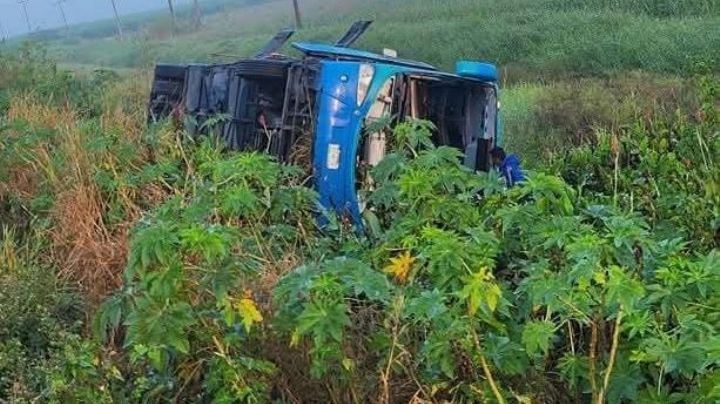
[606,266,646,310]
[405,289,448,322]
[522,320,555,357]
[459,268,502,316]
[295,301,350,344]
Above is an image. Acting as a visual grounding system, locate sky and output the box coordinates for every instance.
[0,0,195,38]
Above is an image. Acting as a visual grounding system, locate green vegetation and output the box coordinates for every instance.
[503,73,699,163]
[22,0,718,80]
[1,42,719,401]
[1,0,720,402]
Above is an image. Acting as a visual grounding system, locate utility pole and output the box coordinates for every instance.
[109,0,124,41]
[292,0,302,29]
[110,0,124,41]
[192,0,202,30]
[17,0,31,33]
[0,18,7,42]
[166,0,176,32]
[54,0,69,31]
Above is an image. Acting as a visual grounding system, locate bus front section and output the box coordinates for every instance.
[313,60,501,225]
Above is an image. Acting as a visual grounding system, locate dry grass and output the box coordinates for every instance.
[288,131,314,181]
[2,88,156,302]
[256,250,302,313]
[0,166,38,201]
[7,95,78,130]
[51,184,128,301]
[40,106,132,301]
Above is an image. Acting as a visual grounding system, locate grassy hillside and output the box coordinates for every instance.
[35,0,720,80]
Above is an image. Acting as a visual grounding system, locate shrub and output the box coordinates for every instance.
[0,227,91,401]
[0,43,116,117]
[96,144,318,401]
[272,103,719,401]
[94,85,718,401]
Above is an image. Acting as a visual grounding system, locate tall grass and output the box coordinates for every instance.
[501,84,544,163]
[0,58,172,302]
[503,72,698,162]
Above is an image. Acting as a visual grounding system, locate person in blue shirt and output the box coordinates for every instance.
[490,147,525,188]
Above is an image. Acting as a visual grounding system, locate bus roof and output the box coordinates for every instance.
[292,42,438,71]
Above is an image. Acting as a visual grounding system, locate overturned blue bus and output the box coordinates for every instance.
[148,21,502,224]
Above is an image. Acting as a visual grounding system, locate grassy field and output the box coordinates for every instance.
[23,0,719,79]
